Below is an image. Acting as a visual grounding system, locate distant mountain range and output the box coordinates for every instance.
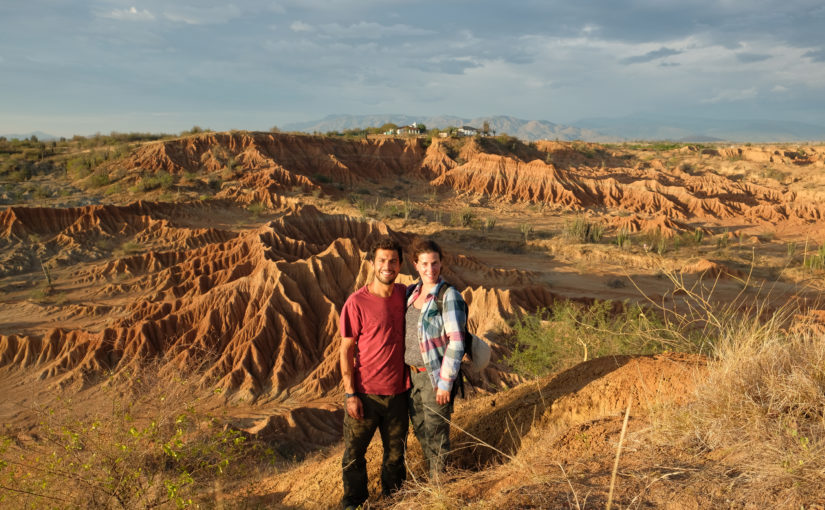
[0,131,59,141]
[283,114,825,143]
[7,116,824,144]
[282,115,605,142]
[573,115,825,143]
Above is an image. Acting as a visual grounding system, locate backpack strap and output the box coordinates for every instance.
[434,281,451,313]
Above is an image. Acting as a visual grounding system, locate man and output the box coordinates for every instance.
[339,236,409,509]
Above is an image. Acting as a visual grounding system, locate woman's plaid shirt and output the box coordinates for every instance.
[406,278,466,392]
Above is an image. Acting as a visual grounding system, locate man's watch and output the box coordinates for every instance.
[345,392,357,398]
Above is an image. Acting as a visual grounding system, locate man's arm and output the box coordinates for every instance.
[340,335,363,419]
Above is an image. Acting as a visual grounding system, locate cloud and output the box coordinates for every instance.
[411,57,481,75]
[316,22,433,39]
[772,85,789,93]
[290,21,313,32]
[102,6,155,21]
[736,52,771,63]
[701,87,758,103]
[581,24,600,35]
[163,4,242,25]
[803,48,825,62]
[621,47,682,64]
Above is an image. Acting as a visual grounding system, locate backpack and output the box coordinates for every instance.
[432,283,492,398]
[433,283,491,371]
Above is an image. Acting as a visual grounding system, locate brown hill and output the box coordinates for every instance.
[429,139,825,237]
[2,133,824,508]
[0,201,557,403]
[251,352,705,508]
[115,132,429,189]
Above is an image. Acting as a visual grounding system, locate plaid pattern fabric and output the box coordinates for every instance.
[406,278,466,392]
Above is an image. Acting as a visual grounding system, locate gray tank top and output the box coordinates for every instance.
[404,305,425,367]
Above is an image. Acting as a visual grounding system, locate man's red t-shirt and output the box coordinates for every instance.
[339,283,408,395]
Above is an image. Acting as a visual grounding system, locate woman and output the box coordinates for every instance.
[404,239,466,479]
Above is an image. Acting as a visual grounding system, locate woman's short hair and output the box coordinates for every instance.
[411,238,443,263]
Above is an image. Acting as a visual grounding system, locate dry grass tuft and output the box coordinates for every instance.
[647,270,825,504]
[669,314,825,500]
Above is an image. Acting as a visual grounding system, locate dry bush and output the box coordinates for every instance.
[666,314,825,501]
[647,269,825,503]
[0,359,277,509]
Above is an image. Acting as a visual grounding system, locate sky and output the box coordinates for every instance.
[2,0,824,137]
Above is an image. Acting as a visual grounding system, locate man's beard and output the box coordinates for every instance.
[375,271,397,285]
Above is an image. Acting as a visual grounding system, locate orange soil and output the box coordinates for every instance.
[2,131,824,507]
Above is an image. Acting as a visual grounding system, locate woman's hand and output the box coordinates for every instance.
[436,388,451,405]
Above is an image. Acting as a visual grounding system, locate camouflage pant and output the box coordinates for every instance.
[409,369,453,478]
[341,392,408,508]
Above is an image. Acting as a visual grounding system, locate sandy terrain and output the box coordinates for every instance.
[1,131,824,507]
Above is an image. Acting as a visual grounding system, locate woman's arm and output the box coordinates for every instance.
[436,286,467,395]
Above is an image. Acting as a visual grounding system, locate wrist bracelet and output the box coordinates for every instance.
[345,392,357,398]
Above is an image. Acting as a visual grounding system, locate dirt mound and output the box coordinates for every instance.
[1,208,384,396]
[430,142,825,225]
[716,145,825,166]
[0,202,241,276]
[0,201,562,403]
[116,131,430,189]
[681,258,746,279]
[450,352,704,468]
[92,135,825,232]
[608,213,692,237]
[254,352,705,508]
[243,404,345,455]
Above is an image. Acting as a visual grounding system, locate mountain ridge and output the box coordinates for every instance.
[282,114,825,142]
[282,114,607,142]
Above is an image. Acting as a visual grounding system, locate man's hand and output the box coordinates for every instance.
[436,388,451,405]
[346,395,364,419]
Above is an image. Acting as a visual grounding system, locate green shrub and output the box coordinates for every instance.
[507,300,681,378]
[132,172,175,192]
[484,216,497,232]
[104,183,123,196]
[120,241,142,255]
[716,231,730,250]
[564,217,604,243]
[615,228,630,248]
[247,201,266,216]
[519,223,534,243]
[786,241,797,259]
[452,208,476,227]
[803,243,825,272]
[88,171,110,188]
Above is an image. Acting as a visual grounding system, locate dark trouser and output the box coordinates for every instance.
[409,369,453,478]
[341,392,409,508]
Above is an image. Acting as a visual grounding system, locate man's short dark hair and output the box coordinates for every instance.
[411,238,443,263]
[367,236,403,263]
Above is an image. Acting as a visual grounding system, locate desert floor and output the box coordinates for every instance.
[1,132,824,508]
